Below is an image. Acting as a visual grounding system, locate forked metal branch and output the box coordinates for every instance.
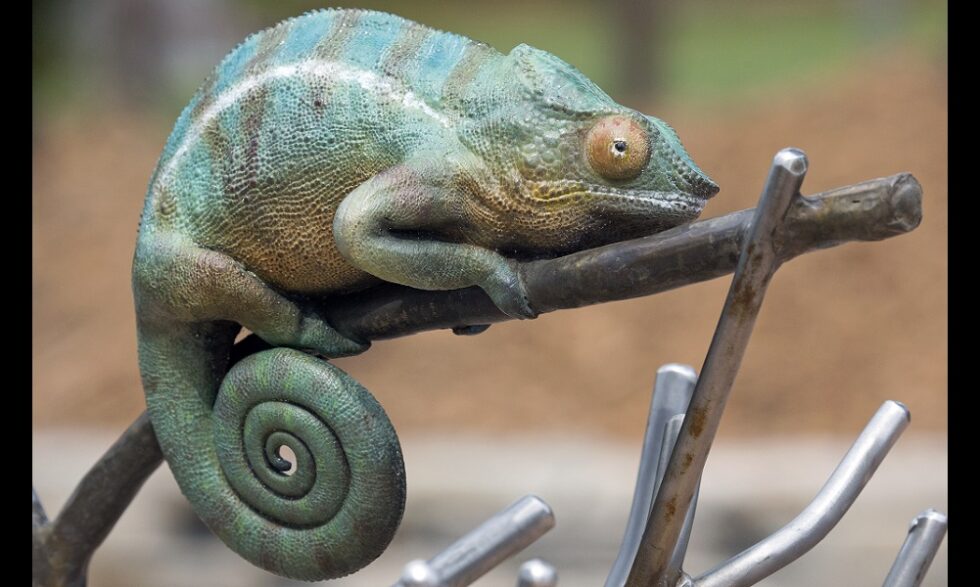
[33,150,930,587]
[626,148,810,587]
[321,171,921,340]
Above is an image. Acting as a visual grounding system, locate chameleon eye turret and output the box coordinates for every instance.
[586,115,651,180]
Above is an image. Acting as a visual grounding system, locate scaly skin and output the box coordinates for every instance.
[133,8,718,581]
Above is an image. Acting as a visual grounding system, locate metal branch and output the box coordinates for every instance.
[33,487,48,529]
[882,509,948,587]
[693,401,910,587]
[626,148,811,587]
[32,168,922,585]
[33,412,162,587]
[321,172,921,341]
[33,487,51,586]
[664,415,700,579]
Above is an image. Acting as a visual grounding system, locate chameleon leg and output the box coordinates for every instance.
[134,231,405,581]
[333,163,537,319]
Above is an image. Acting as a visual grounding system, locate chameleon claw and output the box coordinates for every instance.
[485,261,538,320]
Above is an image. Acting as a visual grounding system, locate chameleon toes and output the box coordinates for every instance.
[295,315,370,358]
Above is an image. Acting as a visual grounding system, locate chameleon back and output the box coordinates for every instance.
[141,9,504,294]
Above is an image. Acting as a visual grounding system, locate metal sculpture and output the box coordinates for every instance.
[33,149,944,587]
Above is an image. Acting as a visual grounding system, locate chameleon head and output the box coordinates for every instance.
[491,44,719,253]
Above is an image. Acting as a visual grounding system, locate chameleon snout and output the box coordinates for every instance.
[671,155,719,201]
[690,174,720,200]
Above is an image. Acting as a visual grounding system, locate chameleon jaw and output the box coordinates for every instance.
[527,179,710,220]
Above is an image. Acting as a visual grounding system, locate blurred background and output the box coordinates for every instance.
[33,0,947,585]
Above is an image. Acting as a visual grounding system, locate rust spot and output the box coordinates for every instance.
[728,270,760,323]
[664,495,677,520]
[680,452,694,474]
[688,405,707,438]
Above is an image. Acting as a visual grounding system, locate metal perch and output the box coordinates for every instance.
[32,412,162,587]
[32,151,931,586]
[517,560,559,587]
[322,171,921,340]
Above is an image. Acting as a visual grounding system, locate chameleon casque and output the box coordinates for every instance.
[133,8,718,582]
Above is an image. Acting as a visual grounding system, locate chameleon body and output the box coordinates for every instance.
[133,8,718,582]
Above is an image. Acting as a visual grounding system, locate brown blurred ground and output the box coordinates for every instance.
[32,49,946,440]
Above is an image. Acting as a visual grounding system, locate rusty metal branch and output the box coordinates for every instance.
[32,171,922,586]
[321,172,921,341]
[625,147,811,587]
[33,413,162,587]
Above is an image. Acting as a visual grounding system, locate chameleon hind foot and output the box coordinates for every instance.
[134,231,369,358]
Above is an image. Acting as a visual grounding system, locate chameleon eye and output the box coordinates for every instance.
[585,115,650,180]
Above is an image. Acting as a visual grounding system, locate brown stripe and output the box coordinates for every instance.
[190,72,219,122]
[191,21,291,123]
[244,20,293,76]
[200,115,232,188]
[232,84,269,198]
[378,21,431,81]
[313,9,362,61]
[440,42,494,107]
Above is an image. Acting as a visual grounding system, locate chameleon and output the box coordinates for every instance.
[132,8,719,582]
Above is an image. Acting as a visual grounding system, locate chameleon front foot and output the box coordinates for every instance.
[483,261,538,320]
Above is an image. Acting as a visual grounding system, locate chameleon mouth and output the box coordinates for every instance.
[589,187,708,217]
[529,179,709,218]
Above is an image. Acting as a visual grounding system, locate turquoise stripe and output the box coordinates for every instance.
[276,12,335,64]
[212,34,262,96]
[411,32,470,103]
[342,12,406,70]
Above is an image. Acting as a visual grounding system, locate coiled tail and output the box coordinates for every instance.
[139,324,406,581]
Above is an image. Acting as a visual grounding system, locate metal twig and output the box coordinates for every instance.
[692,400,910,587]
[882,509,948,587]
[626,148,810,587]
[33,487,50,586]
[394,495,555,587]
[606,365,697,587]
